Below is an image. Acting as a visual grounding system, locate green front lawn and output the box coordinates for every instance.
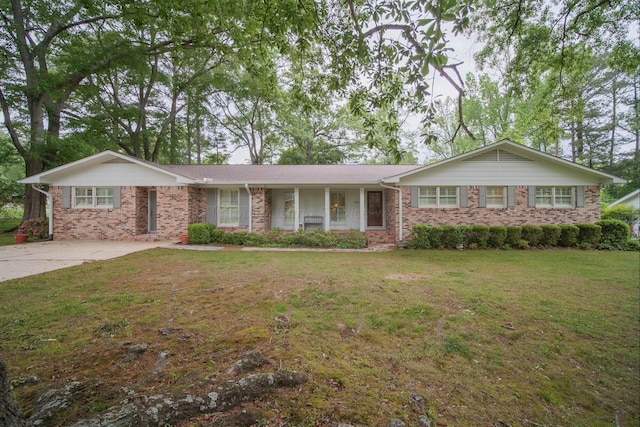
[0,249,638,426]
[0,218,21,246]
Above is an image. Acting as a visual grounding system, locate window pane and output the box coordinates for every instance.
[419,187,437,207]
[536,187,553,206]
[96,187,113,206]
[74,187,93,207]
[487,186,505,207]
[439,187,458,206]
[330,191,346,223]
[219,190,239,224]
[555,187,573,206]
[284,191,295,225]
[220,207,239,224]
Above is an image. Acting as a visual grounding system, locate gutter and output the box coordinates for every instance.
[379,182,403,242]
[244,183,252,233]
[31,185,53,240]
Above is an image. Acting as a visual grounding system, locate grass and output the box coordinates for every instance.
[0,218,21,246]
[0,249,638,426]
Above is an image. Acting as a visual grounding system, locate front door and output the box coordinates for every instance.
[148,190,157,232]
[367,191,383,227]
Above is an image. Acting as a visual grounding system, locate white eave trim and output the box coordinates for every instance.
[19,150,197,185]
[380,139,627,185]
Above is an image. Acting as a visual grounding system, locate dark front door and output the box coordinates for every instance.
[367,191,383,227]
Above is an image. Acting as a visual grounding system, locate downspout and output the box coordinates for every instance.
[31,185,53,240]
[379,182,403,242]
[244,184,252,233]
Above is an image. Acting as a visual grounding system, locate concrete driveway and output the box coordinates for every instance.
[0,240,174,282]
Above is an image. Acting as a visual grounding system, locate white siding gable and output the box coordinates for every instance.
[399,149,610,186]
[48,163,181,186]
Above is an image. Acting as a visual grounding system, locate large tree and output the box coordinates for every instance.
[2,0,487,218]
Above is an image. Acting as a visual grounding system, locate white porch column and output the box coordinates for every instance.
[359,188,366,232]
[324,187,330,231]
[294,187,300,231]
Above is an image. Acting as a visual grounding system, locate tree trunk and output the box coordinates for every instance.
[0,359,24,427]
[22,157,47,221]
[609,75,617,166]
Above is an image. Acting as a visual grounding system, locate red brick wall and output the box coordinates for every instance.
[251,188,270,234]
[400,185,601,239]
[52,186,139,240]
[52,185,193,240]
[155,187,189,238]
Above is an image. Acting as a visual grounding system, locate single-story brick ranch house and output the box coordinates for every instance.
[20,140,625,245]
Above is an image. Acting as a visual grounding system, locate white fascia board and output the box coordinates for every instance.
[19,150,197,185]
[609,189,640,207]
[380,140,627,185]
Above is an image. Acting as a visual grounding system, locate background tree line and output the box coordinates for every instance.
[1,0,637,219]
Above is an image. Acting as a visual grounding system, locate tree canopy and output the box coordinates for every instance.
[1,0,638,218]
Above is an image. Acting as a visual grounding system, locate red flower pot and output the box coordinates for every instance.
[15,234,29,244]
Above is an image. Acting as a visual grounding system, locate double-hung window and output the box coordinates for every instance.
[535,186,574,207]
[486,186,506,208]
[330,191,346,224]
[73,187,113,208]
[284,191,295,225]
[418,187,458,208]
[219,189,239,225]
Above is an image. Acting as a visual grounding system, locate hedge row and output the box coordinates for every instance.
[405,219,637,251]
[186,223,368,249]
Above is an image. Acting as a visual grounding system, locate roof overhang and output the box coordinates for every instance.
[19,150,197,185]
[380,139,627,185]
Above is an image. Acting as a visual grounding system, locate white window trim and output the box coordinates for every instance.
[536,186,575,208]
[72,186,114,209]
[218,189,240,226]
[418,186,459,208]
[487,186,507,208]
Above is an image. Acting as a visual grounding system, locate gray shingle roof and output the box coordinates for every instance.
[157,164,420,185]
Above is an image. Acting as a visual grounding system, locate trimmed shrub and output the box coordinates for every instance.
[597,219,630,250]
[626,239,640,252]
[576,223,602,247]
[521,225,543,246]
[429,226,443,249]
[337,230,368,249]
[558,225,579,247]
[540,225,561,247]
[440,226,464,249]
[406,225,432,249]
[505,226,522,247]
[602,204,640,226]
[465,225,490,249]
[187,223,212,244]
[19,218,49,239]
[488,226,507,248]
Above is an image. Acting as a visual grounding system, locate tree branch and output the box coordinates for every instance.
[0,87,26,157]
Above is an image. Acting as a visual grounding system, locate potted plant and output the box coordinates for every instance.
[180,233,189,245]
[15,223,29,244]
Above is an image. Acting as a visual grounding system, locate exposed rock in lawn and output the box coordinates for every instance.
[121,342,149,362]
[0,358,25,427]
[386,420,406,427]
[29,381,82,426]
[226,350,274,376]
[409,393,426,413]
[67,370,307,426]
[418,415,432,427]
